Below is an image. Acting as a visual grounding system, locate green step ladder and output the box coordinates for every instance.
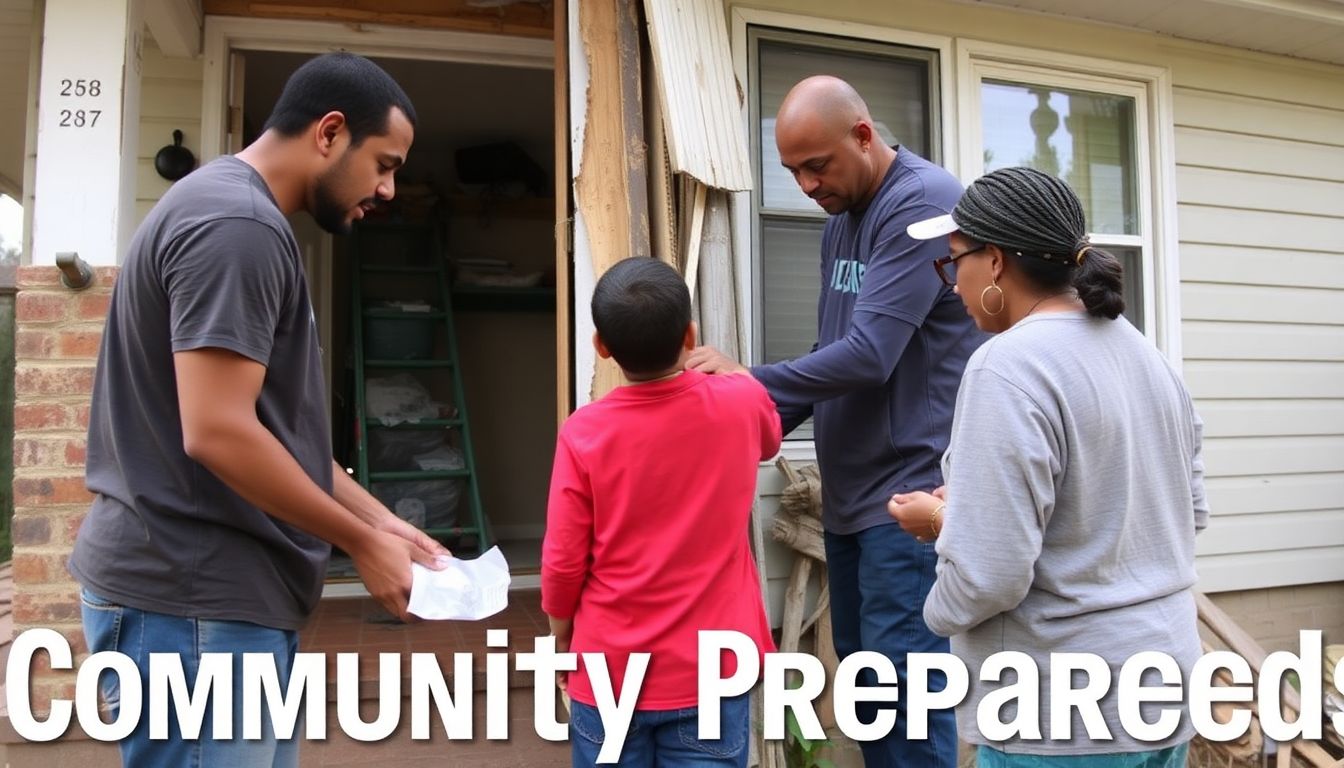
[349,221,490,555]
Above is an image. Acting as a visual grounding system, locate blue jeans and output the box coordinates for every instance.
[978,743,1190,767]
[80,588,300,768]
[569,693,750,767]
[825,523,957,768]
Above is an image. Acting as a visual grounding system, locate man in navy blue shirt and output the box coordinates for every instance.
[690,75,983,767]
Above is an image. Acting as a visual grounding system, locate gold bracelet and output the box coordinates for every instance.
[931,503,946,537]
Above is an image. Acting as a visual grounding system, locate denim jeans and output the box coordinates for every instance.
[824,523,957,768]
[569,693,750,767]
[80,588,300,768]
[978,743,1190,768]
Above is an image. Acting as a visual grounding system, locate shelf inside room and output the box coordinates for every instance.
[451,284,556,313]
[448,195,556,220]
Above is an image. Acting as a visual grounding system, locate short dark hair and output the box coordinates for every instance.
[263,52,417,147]
[592,258,691,376]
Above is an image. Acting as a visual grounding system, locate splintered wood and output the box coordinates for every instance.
[1195,594,1343,766]
[758,459,837,768]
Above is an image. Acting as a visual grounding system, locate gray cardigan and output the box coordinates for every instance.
[924,312,1207,755]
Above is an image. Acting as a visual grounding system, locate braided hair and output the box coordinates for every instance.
[953,167,1125,319]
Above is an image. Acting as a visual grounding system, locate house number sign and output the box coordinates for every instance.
[55,78,104,128]
[31,0,139,266]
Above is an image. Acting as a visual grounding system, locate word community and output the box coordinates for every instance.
[7,629,1342,762]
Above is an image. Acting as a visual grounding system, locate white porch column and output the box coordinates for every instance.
[30,0,143,267]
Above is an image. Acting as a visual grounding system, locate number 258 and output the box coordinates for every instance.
[59,79,102,97]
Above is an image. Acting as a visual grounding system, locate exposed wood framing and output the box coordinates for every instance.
[643,26,676,270]
[695,189,739,358]
[576,0,649,401]
[201,0,551,39]
[553,0,570,426]
[681,182,707,297]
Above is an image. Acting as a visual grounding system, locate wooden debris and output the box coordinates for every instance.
[769,458,840,759]
[772,513,825,563]
[777,459,822,520]
[779,556,813,656]
[1197,593,1343,767]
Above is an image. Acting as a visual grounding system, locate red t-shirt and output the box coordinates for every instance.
[541,369,782,710]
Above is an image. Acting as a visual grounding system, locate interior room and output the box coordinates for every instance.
[240,50,558,580]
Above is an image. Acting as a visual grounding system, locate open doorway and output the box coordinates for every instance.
[238,51,558,581]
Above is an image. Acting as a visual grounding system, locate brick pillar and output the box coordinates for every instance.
[10,264,116,716]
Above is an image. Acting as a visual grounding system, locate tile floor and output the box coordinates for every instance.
[298,589,553,684]
[296,589,570,765]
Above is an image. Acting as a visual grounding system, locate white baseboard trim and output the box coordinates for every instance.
[322,573,540,600]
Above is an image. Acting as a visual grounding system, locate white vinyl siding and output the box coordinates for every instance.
[0,0,33,198]
[134,36,205,225]
[753,468,801,624]
[1173,86,1344,591]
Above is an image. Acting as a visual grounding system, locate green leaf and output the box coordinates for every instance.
[785,712,803,741]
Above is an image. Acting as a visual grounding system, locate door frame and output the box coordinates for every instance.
[201,16,555,161]
[198,15,562,594]
[198,14,568,422]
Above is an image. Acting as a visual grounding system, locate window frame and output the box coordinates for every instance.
[955,39,1181,362]
[726,18,1182,455]
[748,27,944,220]
[747,26,944,371]
[730,10,954,452]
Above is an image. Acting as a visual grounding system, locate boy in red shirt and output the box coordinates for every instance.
[542,258,782,767]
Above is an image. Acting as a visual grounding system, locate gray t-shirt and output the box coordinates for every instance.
[923,312,1207,754]
[71,156,333,631]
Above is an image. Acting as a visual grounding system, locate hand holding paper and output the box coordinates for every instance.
[407,546,511,620]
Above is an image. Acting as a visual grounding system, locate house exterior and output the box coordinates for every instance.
[2,0,1342,757]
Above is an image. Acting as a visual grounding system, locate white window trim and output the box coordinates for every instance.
[955,39,1182,367]
[199,15,554,160]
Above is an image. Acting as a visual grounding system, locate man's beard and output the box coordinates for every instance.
[312,155,359,235]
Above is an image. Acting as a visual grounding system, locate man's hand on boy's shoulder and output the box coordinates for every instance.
[687,346,749,375]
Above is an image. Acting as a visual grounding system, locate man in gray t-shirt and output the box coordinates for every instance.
[69,53,445,766]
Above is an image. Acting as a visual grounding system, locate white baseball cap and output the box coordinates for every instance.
[906,213,960,241]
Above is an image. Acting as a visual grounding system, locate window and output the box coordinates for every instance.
[960,52,1161,331]
[747,28,941,367]
[0,194,21,265]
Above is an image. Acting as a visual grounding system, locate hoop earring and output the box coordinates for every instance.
[980,281,1005,316]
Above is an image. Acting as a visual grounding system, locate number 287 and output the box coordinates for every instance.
[59,110,101,128]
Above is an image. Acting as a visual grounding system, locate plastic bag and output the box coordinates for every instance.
[365,373,441,426]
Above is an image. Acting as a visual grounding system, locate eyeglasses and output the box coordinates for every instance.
[933,244,987,287]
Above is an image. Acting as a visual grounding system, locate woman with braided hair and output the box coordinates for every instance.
[889,167,1207,767]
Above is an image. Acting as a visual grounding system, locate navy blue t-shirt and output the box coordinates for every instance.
[752,148,986,534]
